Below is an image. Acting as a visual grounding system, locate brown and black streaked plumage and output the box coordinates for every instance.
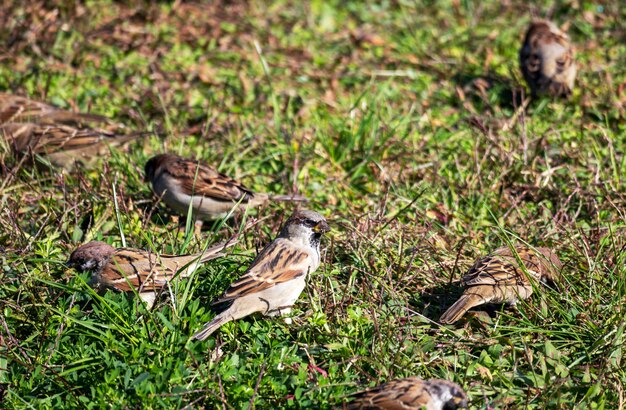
[3,123,140,169]
[439,246,562,324]
[344,377,468,410]
[67,239,236,309]
[520,20,576,98]
[0,93,112,126]
[192,210,329,340]
[144,153,307,220]
[0,93,143,169]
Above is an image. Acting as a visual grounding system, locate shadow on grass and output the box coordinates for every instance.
[451,71,526,111]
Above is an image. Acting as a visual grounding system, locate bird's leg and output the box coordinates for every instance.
[267,305,294,323]
[280,307,293,324]
[194,220,204,236]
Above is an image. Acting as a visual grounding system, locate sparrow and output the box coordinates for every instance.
[0,93,112,126]
[67,239,236,309]
[2,123,141,169]
[144,153,307,221]
[192,210,329,340]
[519,20,576,98]
[0,93,143,169]
[344,377,468,410]
[439,246,563,324]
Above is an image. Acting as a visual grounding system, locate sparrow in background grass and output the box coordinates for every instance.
[192,210,329,340]
[0,93,113,125]
[144,153,307,221]
[0,93,144,169]
[439,246,562,324]
[67,239,236,309]
[520,20,576,98]
[344,377,468,410]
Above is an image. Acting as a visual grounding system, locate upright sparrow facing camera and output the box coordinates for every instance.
[520,20,576,98]
[68,239,236,309]
[344,377,468,410]
[439,246,562,324]
[144,153,307,221]
[0,93,143,169]
[192,210,329,340]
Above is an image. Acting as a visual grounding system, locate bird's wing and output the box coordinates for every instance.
[214,238,311,304]
[2,123,137,155]
[163,156,256,202]
[104,249,181,292]
[463,247,542,287]
[463,255,521,287]
[347,377,430,410]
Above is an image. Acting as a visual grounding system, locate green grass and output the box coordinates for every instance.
[1,0,626,408]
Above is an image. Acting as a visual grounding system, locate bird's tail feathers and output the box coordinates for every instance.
[198,236,238,263]
[192,314,230,341]
[440,294,485,324]
[269,194,309,202]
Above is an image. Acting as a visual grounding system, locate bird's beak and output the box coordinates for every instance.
[313,220,330,233]
[456,398,468,409]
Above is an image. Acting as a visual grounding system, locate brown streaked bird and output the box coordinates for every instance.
[67,239,237,309]
[0,93,143,169]
[519,20,576,98]
[0,93,113,126]
[192,210,329,340]
[2,123,141,169]
[344,377,468,410]
[439,246,563,324]
[144,153,307,221]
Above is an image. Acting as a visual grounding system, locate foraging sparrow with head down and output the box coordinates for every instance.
[0,93,143,169]
[144,153,307,221]
[439,246,562,324]
[67,239,236,309]
[519,20,576,98]
[344,377,468,410]
[192,210,329,340]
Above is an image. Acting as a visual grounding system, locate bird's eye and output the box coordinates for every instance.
[303,219,317,228]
